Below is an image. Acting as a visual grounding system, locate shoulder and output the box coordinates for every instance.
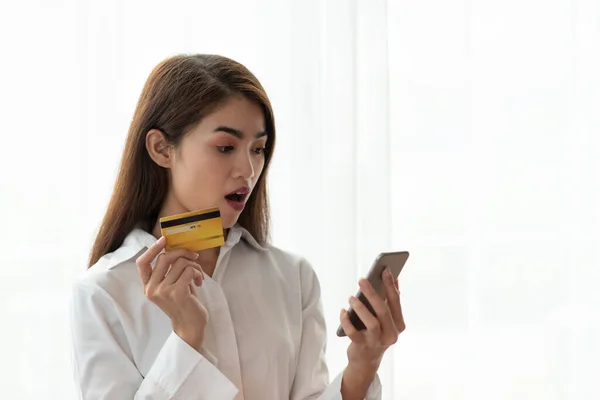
[236,227,315,277]
[233,224,317,279]
[72,258,141,302]
[233,224,320,289]
[259,244,322,302]
[71,229,151,303]
[264,245,316,277]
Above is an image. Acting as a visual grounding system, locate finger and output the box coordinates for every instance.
[157,248,200,267]
[193,263,205,286]
[148,249,199,287]
[383,269,405,331]
[136,236,166,285]
[340,309,363,344]
[163,258,203,285]
[137,262,152,286]
[359,278,396,336]
[193,269,204,287]
[349,295,381,334]
[136,236,166,267]
[174,266,196,294]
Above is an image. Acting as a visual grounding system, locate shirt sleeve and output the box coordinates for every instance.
[289,259,383,400]
[70,279,239,400]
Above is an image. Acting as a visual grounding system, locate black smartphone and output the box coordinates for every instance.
[336,251,410,337]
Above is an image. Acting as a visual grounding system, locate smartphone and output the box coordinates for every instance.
[336,251,410,337]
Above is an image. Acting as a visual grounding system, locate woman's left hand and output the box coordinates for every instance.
[340,268,405,369]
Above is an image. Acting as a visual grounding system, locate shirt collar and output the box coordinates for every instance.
[230,223,267,252]
[105,223,266,270]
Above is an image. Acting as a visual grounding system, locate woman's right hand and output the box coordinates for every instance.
[136,236,208,352]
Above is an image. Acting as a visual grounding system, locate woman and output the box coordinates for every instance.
[70,54,405,400]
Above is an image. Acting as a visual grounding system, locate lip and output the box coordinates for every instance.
[226,186,250,196]
[224,186,250,212]
[226,197,245,211]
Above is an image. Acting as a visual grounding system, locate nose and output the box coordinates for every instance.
[233,150,255,181]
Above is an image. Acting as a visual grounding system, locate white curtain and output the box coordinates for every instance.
[1,0,599,399]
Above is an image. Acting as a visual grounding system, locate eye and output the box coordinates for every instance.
[253,146,266,155]
[217,146,234,153]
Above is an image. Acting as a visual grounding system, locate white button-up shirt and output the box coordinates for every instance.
[70,224,382,399]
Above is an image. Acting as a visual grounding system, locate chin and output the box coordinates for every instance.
[219,209,240,230]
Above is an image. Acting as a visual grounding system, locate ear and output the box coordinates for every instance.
[146,129,173,168]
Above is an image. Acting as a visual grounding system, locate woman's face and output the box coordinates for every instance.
[148,95,268,229]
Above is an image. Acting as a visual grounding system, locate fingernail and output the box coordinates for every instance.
[157,236,166,245]
[194,253,200,259]
[349,296,357,304]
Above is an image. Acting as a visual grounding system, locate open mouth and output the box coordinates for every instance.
[225,193,246,202]
[224,186,250,210]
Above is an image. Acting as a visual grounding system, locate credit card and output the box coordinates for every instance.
[159,207,225,252]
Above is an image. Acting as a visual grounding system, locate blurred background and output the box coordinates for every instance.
[1,0,600,399]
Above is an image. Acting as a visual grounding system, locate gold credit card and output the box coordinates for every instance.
[159,207,225,252]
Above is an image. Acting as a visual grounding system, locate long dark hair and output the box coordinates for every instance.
[88,54,276,268]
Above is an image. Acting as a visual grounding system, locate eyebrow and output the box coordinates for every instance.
[213,126,267,139]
